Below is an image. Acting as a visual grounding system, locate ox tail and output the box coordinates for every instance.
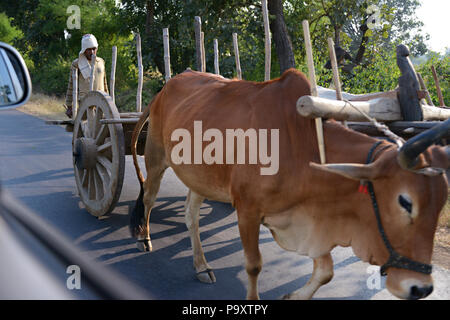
[129,102,151,238]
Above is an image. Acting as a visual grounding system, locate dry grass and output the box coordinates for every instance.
[441,194,450,227]
[435,194,450,246]
[17,92,67,121]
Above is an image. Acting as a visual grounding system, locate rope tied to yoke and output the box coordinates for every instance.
[342,99,406,147]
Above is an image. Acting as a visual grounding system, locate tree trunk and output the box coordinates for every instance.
[145,0,164,74]
[267,0,295,75]
[334,25,341,46]
[353,23,369,65]
[145,0,154,35]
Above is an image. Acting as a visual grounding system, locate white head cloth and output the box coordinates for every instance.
[78,34,98,79]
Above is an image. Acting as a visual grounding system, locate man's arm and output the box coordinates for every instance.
[103,60,109,94]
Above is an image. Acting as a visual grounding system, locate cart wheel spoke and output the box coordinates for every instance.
[80,121,87,138]
[93,168,104,200]
[93,107,103,138]
[97,141,112,153]
[87,168,95,200]
[81,167,88,187]
[96,163,111,192]
[95,124,109,145]
[97,155,112,174]
[87,107,96,138]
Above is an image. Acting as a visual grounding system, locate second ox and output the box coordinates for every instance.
[129,69,449,300]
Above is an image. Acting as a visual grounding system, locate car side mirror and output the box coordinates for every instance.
[0,42,31,109]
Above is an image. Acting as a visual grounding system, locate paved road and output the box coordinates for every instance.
[0,109,449,300]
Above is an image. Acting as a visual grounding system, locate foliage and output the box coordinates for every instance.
[32,55,71,94]
[340,47,401,94]
[415,53,449,106]
[0,0,443,105]
[0,12,23,43]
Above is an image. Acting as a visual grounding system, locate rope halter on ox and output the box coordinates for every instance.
[363,141,432,276]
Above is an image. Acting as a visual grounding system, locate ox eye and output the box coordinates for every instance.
[398,194,412,214]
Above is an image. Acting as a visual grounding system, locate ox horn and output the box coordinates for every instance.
[397,118,450,170]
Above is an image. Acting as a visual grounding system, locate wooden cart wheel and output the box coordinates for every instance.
[72,91,125,217]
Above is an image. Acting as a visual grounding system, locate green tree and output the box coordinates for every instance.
[0,12,23,44]
[416,52,449,106]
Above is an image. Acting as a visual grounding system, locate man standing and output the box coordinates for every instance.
[64,34,108,118]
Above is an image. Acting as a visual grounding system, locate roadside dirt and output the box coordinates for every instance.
[433,227,450,270]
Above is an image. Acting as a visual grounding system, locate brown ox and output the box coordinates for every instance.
[130,69,449,300]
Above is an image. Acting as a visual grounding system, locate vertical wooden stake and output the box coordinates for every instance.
[303,20,325,164]
[72,68,78,119]
[89,54,96,91]
[110,46,117,103]
[232,33,242,80]
[136,33,143,112]
[417,72,433,106]
[261,0,271,81]
[201,31,206,72]
[88,55,96,134]
[163,28,171,82]
[431,65,445,106]
[213,39,220,75]
[327,37,347,128]
[194,16,203,72]
[302,20,318,97]
[327,38,343,101]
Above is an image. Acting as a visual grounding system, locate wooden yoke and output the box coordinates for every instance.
[397,44,423,121]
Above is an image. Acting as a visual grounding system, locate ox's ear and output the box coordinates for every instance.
[309,162,382,181]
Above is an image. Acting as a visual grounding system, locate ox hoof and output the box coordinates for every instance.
[137,239,152,252]
[281,292,310,300]
[196,269,216,284]
[281,293,293,300]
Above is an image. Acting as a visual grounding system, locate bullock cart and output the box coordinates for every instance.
[46,21,448,218]
[46,34,151,217]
